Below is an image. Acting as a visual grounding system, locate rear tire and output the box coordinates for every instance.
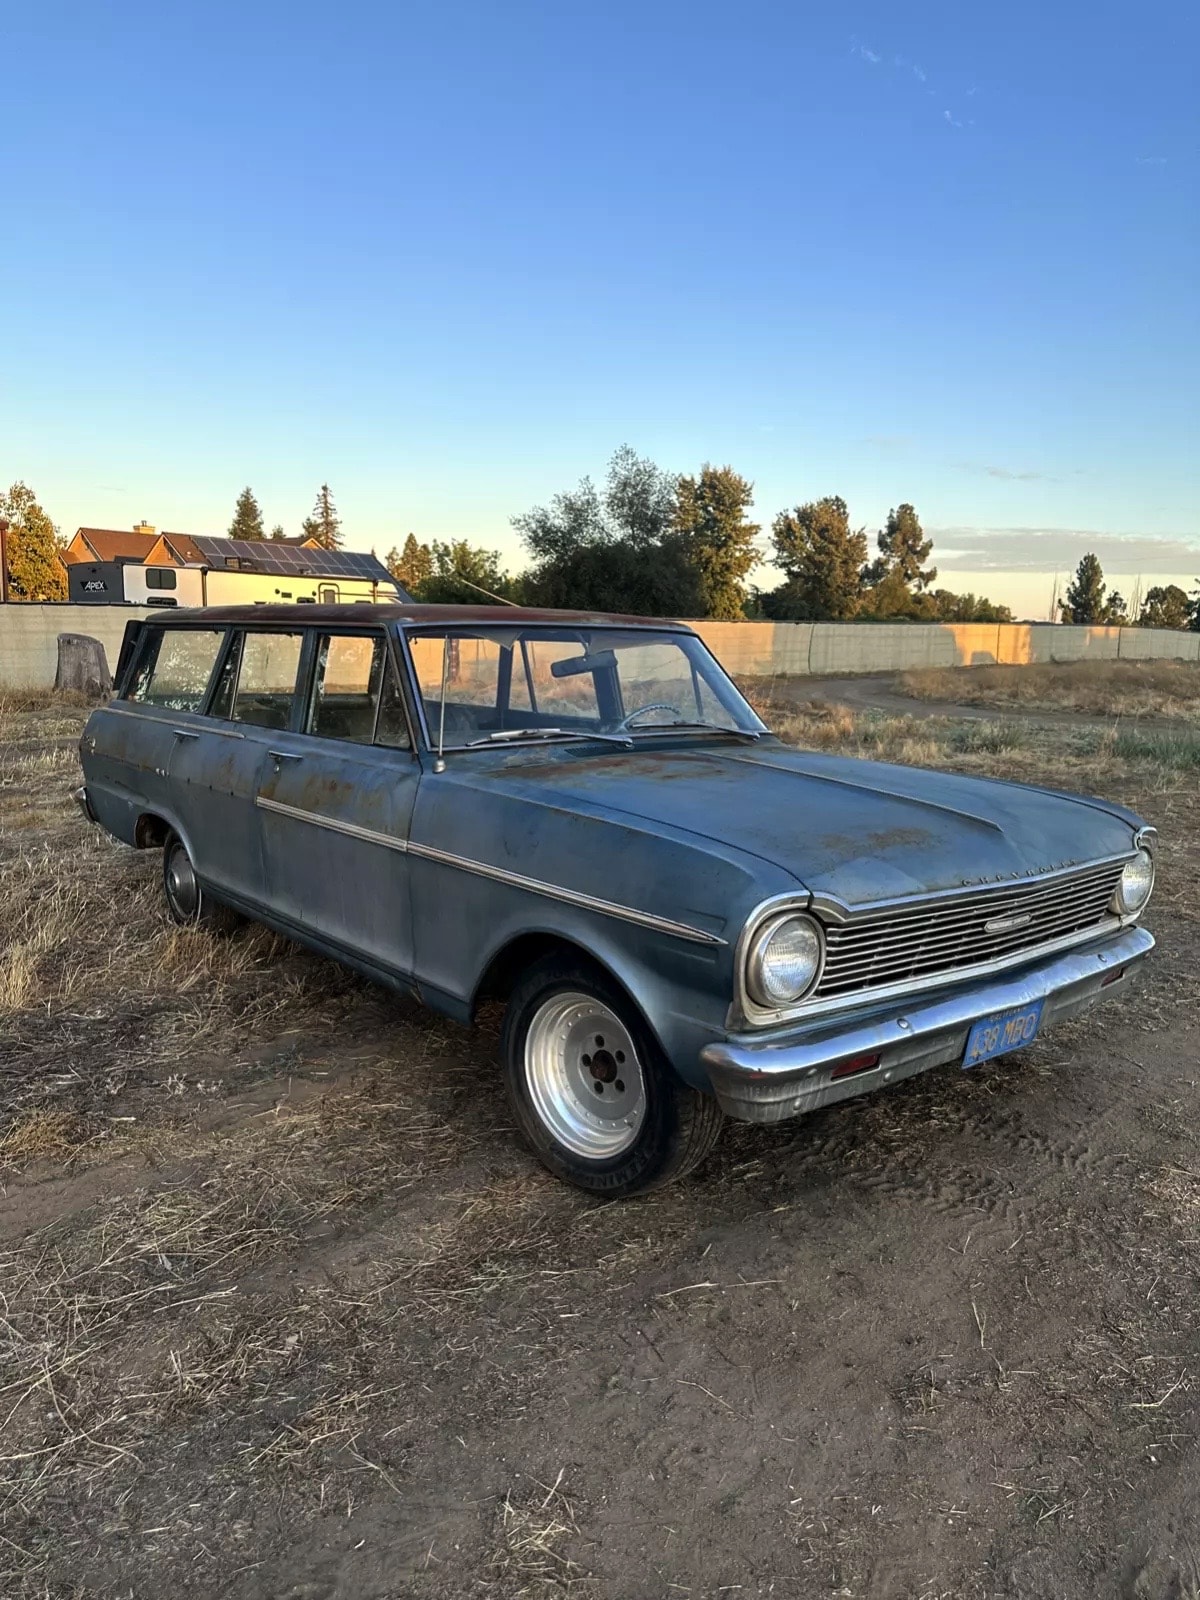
[501,954,725,1196]
[162,831,238,931]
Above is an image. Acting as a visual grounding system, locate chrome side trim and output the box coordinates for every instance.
[251,798,726,947]
[407,841,727,947]
[255,795,410,854]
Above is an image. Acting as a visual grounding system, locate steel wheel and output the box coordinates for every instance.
[523,990,648,1160]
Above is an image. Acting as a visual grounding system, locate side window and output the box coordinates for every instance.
[230,632,304,730]
[146,568,177,591]
[307,633,401,746]
[125,628,225,712]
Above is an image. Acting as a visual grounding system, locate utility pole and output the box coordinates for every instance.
[0,517,9,604]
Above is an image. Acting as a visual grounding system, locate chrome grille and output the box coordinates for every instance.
[816,859,1126,1001]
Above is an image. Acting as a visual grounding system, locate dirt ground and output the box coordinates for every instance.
[2,683,1199,1600]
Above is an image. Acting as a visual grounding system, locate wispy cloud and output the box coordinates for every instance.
[851,38,974,130]
[930,526,1200,574]
[862,433,914,449]
[1136,155,1168,166]
[973,464,1059,482]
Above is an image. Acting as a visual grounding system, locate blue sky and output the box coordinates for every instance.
[3,0,1197,615]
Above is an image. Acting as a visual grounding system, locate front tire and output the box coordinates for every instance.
[501,955,725,1196]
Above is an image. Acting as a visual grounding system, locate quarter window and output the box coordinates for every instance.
[125,628,225,711]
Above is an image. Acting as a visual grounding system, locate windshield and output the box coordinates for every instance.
[403,626,766,749]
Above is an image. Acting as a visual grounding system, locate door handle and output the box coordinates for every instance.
[267,750,303,763]
[172,728,200,740]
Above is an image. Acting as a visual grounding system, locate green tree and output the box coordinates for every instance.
[765,496,868,620]
[228,487,264,541]
[269,523,287,542]
[1138,584,1192,630]
[1059,553,1109,623]
[514,445,702,616]
[926,589,1013,623]
[1,482,67,601]
[386,533,433,595]
[301,483,342,549]
[417,540,519,604]
[674,464,761,619]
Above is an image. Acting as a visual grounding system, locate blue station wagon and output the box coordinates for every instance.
[76,605,1156,1194]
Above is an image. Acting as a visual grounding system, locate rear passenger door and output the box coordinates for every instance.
[256,629,420,975]
[168,627,306,903]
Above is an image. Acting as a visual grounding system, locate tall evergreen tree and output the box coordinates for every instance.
[229,487,265,541]
[766,496,867,620]
[1059,553,1109,623]
[1,482,67,601]
[301,484,342,549]
[869,504,936,589]
[674,465,761,619]
[386,533,433,594]
[269,523,287,542]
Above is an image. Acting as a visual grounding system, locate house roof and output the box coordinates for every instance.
[71,528,160,564]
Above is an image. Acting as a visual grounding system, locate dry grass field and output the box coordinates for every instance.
[2,683,1199,1599]
[897,658,1200,722]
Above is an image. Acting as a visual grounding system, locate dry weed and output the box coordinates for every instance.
[899,658,1200,720]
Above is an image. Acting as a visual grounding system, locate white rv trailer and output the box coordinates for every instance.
[68,538,405,608]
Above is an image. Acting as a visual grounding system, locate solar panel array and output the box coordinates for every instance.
[188,537,400,587]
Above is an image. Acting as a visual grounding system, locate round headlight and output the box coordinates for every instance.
[747,914,824,1008]
[1113,847,1154,915]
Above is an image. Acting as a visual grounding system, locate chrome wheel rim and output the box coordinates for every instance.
[524,991,647,1160]
[165,841,200,920]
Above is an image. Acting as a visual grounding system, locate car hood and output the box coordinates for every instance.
[480,740,1138,908]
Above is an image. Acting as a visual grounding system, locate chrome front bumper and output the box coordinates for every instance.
[701,924,1155,1123]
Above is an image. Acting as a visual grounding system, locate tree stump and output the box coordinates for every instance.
[55,634,112,699]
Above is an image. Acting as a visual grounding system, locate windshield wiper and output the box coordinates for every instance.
[633,721,763,742]
[468,727,635,749]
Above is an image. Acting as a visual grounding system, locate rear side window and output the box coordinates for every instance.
[306,633,411,748]
[209,631,304,729]
[126,628,225,711]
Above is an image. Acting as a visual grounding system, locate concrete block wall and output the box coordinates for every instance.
[1,603,1198,691]
[0,605,154,691]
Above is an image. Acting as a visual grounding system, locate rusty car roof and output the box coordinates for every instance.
[145,603,694,630]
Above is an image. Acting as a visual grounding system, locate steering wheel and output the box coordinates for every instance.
[616,702,685,730]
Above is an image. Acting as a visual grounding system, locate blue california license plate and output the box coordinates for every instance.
[963,1001,1044,1069]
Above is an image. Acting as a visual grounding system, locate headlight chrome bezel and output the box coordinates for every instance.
[1112,842,1155,917]
[745,911,825,1010]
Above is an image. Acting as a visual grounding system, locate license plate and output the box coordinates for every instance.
[963,1001,1043,1068]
